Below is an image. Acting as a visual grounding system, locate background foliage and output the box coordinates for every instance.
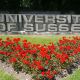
[0,0,80,13]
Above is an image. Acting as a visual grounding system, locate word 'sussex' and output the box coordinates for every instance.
[0,14,80,32]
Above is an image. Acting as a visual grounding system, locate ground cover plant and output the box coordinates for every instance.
[0,35,80,80]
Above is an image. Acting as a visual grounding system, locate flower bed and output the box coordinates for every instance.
[0,36,80,80]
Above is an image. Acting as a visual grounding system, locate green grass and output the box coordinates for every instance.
[62,69,80,80]
[0,69,18,80]
[0,35,79,45]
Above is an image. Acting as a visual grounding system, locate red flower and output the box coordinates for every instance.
[23,43,29,48]
[0,42,3,47]
[34,61,41,66]
[9,58,17,63]
[45,54,51,60]
[40,51,47,58]
[13,38,20,43]
[0,51,6,55]
[5,41,13,47]
[15,45,22,51]
[6,37,10,41]
[41,72,45,76]
[0,38,2,41]
[53,70,57,74]
[60,53,69,63]
[45,60,49,64]
[46,70,53,79]
[40,46,46,51]
[22,39,27,43]
[66,46,71,50]
[23,60,29,65]
[56,53,62,59]
[46,70,50,75]
[47,75,53,79]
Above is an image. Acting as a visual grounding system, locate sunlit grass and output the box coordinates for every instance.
[0,69,18,80]
[62,69,80,80]
[0,35,79,45]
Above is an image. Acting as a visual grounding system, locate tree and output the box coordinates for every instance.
[0,0,22,11]
[0,0,80,13]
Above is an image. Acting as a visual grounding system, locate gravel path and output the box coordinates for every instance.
[0,60,33,80]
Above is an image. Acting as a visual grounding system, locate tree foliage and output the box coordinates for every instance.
[0,0,80,13]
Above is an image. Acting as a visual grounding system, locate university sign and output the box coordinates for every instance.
[0,14,80,32]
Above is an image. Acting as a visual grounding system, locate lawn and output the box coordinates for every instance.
[0,69,18,80]
[62,69,80,80]
[0,35,78,45]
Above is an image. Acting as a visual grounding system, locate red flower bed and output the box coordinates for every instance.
[0,36,80,80]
